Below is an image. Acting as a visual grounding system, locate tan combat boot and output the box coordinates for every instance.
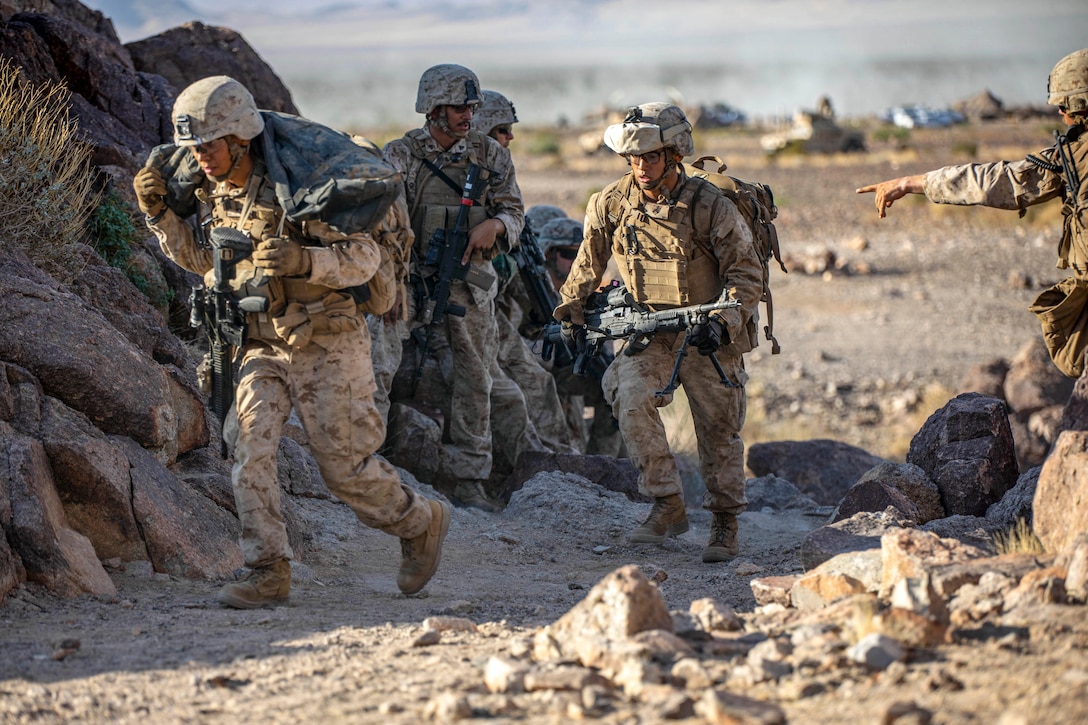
[629,494,689,544]
[397,499,451,595]
[216,558,291,608]
[452,480,501,513]
[702,512,739,562]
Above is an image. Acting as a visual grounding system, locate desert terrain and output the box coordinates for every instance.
[2,119,1085,724]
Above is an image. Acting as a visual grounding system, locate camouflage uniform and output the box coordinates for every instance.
[383,124,525,487]
[562,172,763,512]
[922,137,1088,278]
[149,177,435,569]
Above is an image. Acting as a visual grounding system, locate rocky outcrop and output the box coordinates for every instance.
[746,439,886,506]
[126,21,298,115]
[1033,431,1088,554]
[906,393,1019,517]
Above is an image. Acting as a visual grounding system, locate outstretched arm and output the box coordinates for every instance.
[856,174,925,218]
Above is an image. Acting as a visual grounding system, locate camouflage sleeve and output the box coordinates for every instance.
[922,153,1065,212]
[558,190,613,312]
[148,210,213,276]
[381,138,411,176]
[484,141,525,253]
[303,220,383,289]
[704,193,763,332]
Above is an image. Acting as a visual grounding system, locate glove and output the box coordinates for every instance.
[252,236,312,277]
[691,317,725,356]
[133,166,166,218]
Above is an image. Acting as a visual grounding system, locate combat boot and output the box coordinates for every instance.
[398,499,451,595]
[629,494,689,544]
[452,480,501,513]
[216,558,291,609]
[702,513,739,562]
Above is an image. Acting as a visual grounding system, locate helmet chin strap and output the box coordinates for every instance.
[637,151,682,198]
[430,109,468,140]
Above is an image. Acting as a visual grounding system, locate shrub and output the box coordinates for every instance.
[0,57,99,278]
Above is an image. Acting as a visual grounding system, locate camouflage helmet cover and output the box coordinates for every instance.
[525,204,567,231]
[472,89,518,134]
[1048,48,1088,114]
[415,63,482,114]
[172,75,264,146]
[538,217,584,255]
[603,102,694,157]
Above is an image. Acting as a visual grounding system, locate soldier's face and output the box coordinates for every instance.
[628,150,667,189]
[191,137,231,178]
[442,104,475,138]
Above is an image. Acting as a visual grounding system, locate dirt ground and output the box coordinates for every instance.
[3,121,1086,724]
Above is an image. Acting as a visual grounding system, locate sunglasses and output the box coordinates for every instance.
[192,138,226,155]
[494,125,514,136]
[554,247,579,261]
[626,150,665,165]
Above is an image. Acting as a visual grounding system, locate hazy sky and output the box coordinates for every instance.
[85,0,1088,129]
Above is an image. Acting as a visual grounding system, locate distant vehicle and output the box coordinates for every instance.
[881,105,965,129]
[693,103,748,128]
[759,110,866,154]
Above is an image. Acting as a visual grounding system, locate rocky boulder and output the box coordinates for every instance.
[1033,431,1088,554]
[906,393,1019,517]
[126,21,298,115]
[746,439,886,506]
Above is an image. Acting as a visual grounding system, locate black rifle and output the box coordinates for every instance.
[1054,128,1082,202]
[545,282,742,397]
[412,163,493,394]
[190,226,269,458]
[509,217,572,366]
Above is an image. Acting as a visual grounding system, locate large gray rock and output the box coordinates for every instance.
[126,21,298,116]
[498,451,646,505]
[744,474,821,512]
[39,396,147,562]
[986,466,1040,530]
[907,393,1019,517]
[0,422,116,597]
[746,439,885,506]
[1034,430,1088,554]
[3,11,168,168]
[0,252,182,457]
[112,436,242,579]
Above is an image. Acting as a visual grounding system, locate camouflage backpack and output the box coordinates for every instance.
[684,156,786,353]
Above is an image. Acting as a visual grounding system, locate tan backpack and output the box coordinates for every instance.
[684,156,787,354]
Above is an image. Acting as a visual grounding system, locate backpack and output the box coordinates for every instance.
[684,156,786,354]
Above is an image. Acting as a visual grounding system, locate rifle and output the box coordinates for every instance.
[1054,128,1082,202]
[190,225,269,458]
[545,282,743,397]
[509,217,572,366]
[412,163,493,394]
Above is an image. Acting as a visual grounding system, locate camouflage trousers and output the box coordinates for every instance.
[226,326,433,568]
[602,331,749,514]
[494,305,578,454]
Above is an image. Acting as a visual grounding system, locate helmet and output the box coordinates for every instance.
[1048,49,1088,113]
[415,64,482,114]
[172,75,264,146]
[526,204,567,231]
[603,102,694,157]
[538,217,584,255]
[472,90,518,134]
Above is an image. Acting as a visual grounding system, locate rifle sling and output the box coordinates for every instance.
[422,159,465,197]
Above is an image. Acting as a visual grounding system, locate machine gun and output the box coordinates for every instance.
[189,226,269,457]
[545,282,742,397]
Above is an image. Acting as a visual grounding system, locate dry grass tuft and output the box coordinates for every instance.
[993,518,1047,555]
[0,57,99,278]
